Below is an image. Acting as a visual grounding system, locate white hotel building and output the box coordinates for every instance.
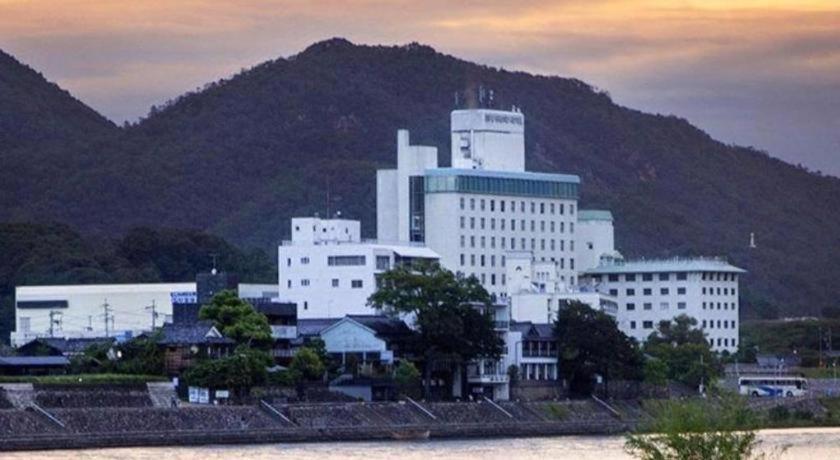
[277,217,440,319]
[377,109,586,299]
[580,257,745,353]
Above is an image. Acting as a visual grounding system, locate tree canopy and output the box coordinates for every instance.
[199,290,272,349]
[644,315,721,390]
[368,262,503,398]
[554,300,643,396]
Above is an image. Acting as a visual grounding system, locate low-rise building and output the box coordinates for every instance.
[580,257,745,353]
[155,320,235,375]
[278,217,440,319]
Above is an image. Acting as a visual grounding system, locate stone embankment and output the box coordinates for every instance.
[0,384,633,451]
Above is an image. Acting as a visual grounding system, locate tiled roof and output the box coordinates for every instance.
[156,320,234,346]
[0,356,69,366]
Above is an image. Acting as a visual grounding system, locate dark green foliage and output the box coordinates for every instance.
[0,40,838,318]
[554,300,643,396]
[70,334,164,375]
[0,222,276,344]
[199,290,272,349]
[739,319,840,367]
[289,347,326,382]
[182,346,271,396]
[368,262,503,398]
[644,315,721,389]
[768,405,790,423]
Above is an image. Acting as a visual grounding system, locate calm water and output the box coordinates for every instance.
[7,428,840,459]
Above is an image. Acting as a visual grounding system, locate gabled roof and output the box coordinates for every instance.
[511,321,555,339]
[156,320,235,346]
[300,315,412,341]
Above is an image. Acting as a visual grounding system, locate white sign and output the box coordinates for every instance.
[215,390,230,399]
[171,291,198,304]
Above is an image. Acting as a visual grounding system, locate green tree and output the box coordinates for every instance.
[199,290,272,349]
[183,346,271,398]
[368,262,503,399]
[624,396,781,460]
[554,300,643,396]
[644,315,720,390]
[643,358,669,387]
[289,347,326,382]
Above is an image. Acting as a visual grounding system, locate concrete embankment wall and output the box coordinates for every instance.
[0,396,632,451]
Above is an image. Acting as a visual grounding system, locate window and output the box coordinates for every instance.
[677,302,686,309]
[328,255,366,266]
[301,279,310,287]
[659,273,669,281]
[660,302,669,310]
[470,198,475,210]
[660,288,669,295]
[300,257,310,264]
[531,202,536,213]
[460,216,465,229]
[331,279,339,288]
[677,273,687,281]
[480,218,485,229]
[501,201,505,212]
[626,303,636,311]
[643,288,652,296]
[19,317,30,332]
[609,289,618,296]
[470,236,475,248]
[630,321,637,329]
[643,321,653,329]
[470,217,475,229]
[626,274,636,282]
[460,235,465,248]
[460,197,465,210]
[460,254,465,266]
[642,273,653,282]
[480,199,485,211]
[677,287,686,295]
[643,303,652,310]
[608,274,619,282]
[376,256,390,270]
[351,280,363,289]
[287,280,291,288]
[626,288,635,296]
[286,258,292,267]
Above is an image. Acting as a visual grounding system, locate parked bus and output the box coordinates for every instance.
[738,376,808,397]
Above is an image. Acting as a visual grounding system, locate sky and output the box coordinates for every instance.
[1,0,838,176]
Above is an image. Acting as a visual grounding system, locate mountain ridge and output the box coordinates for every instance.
[0,39,838,318]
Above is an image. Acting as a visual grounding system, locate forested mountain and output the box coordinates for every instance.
[0,38,838,318]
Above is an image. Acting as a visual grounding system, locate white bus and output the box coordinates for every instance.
[738,376,808,397]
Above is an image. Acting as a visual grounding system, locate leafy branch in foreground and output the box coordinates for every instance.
[625,395,786,460]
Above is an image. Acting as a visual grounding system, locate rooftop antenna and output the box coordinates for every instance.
[101,299,113,337]
[146,300,159,329]
[749,232,757,249]
[210,253,219,275]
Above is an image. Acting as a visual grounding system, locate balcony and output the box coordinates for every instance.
[522,350,556,358]
[270,325,298,340]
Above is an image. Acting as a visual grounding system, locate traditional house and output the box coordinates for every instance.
[155,321,235,375]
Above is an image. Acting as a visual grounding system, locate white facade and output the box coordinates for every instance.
[11,283,194,346]
[505,251,618,323]
[576,210,621,273]
[377,108,582,299]
[319,317,394,365]
[580,257,745,353]
[278,217,440,319]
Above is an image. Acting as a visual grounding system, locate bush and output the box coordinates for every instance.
[768,405,790,423]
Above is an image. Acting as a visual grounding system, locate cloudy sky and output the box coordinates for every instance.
[1,0,838,175]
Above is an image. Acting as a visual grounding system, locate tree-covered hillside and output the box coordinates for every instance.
[0,39,837,318]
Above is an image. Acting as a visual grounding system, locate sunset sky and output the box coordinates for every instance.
[1,0,838,175]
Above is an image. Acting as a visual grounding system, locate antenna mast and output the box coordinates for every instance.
[101,299,113,337]
[146,300,159,329]
[48,310,62,338]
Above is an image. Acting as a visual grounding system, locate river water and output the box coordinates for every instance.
[7,428,840,459]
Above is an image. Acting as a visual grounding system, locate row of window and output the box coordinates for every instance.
[288,279,364,288]
[614,287,688,297]
[460,234,574,252]
[459,253,576,271]
[626,301,687,311]
[703,319,736,329]
[703,302,736,310]
[702,287,736,296]
[459,216,575,234]
[460,197,575,216]
[425,173,579,200]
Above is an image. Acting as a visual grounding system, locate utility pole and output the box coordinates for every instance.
[146,300,159,329]
[48,310,62,337]
[101,299,113,337]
